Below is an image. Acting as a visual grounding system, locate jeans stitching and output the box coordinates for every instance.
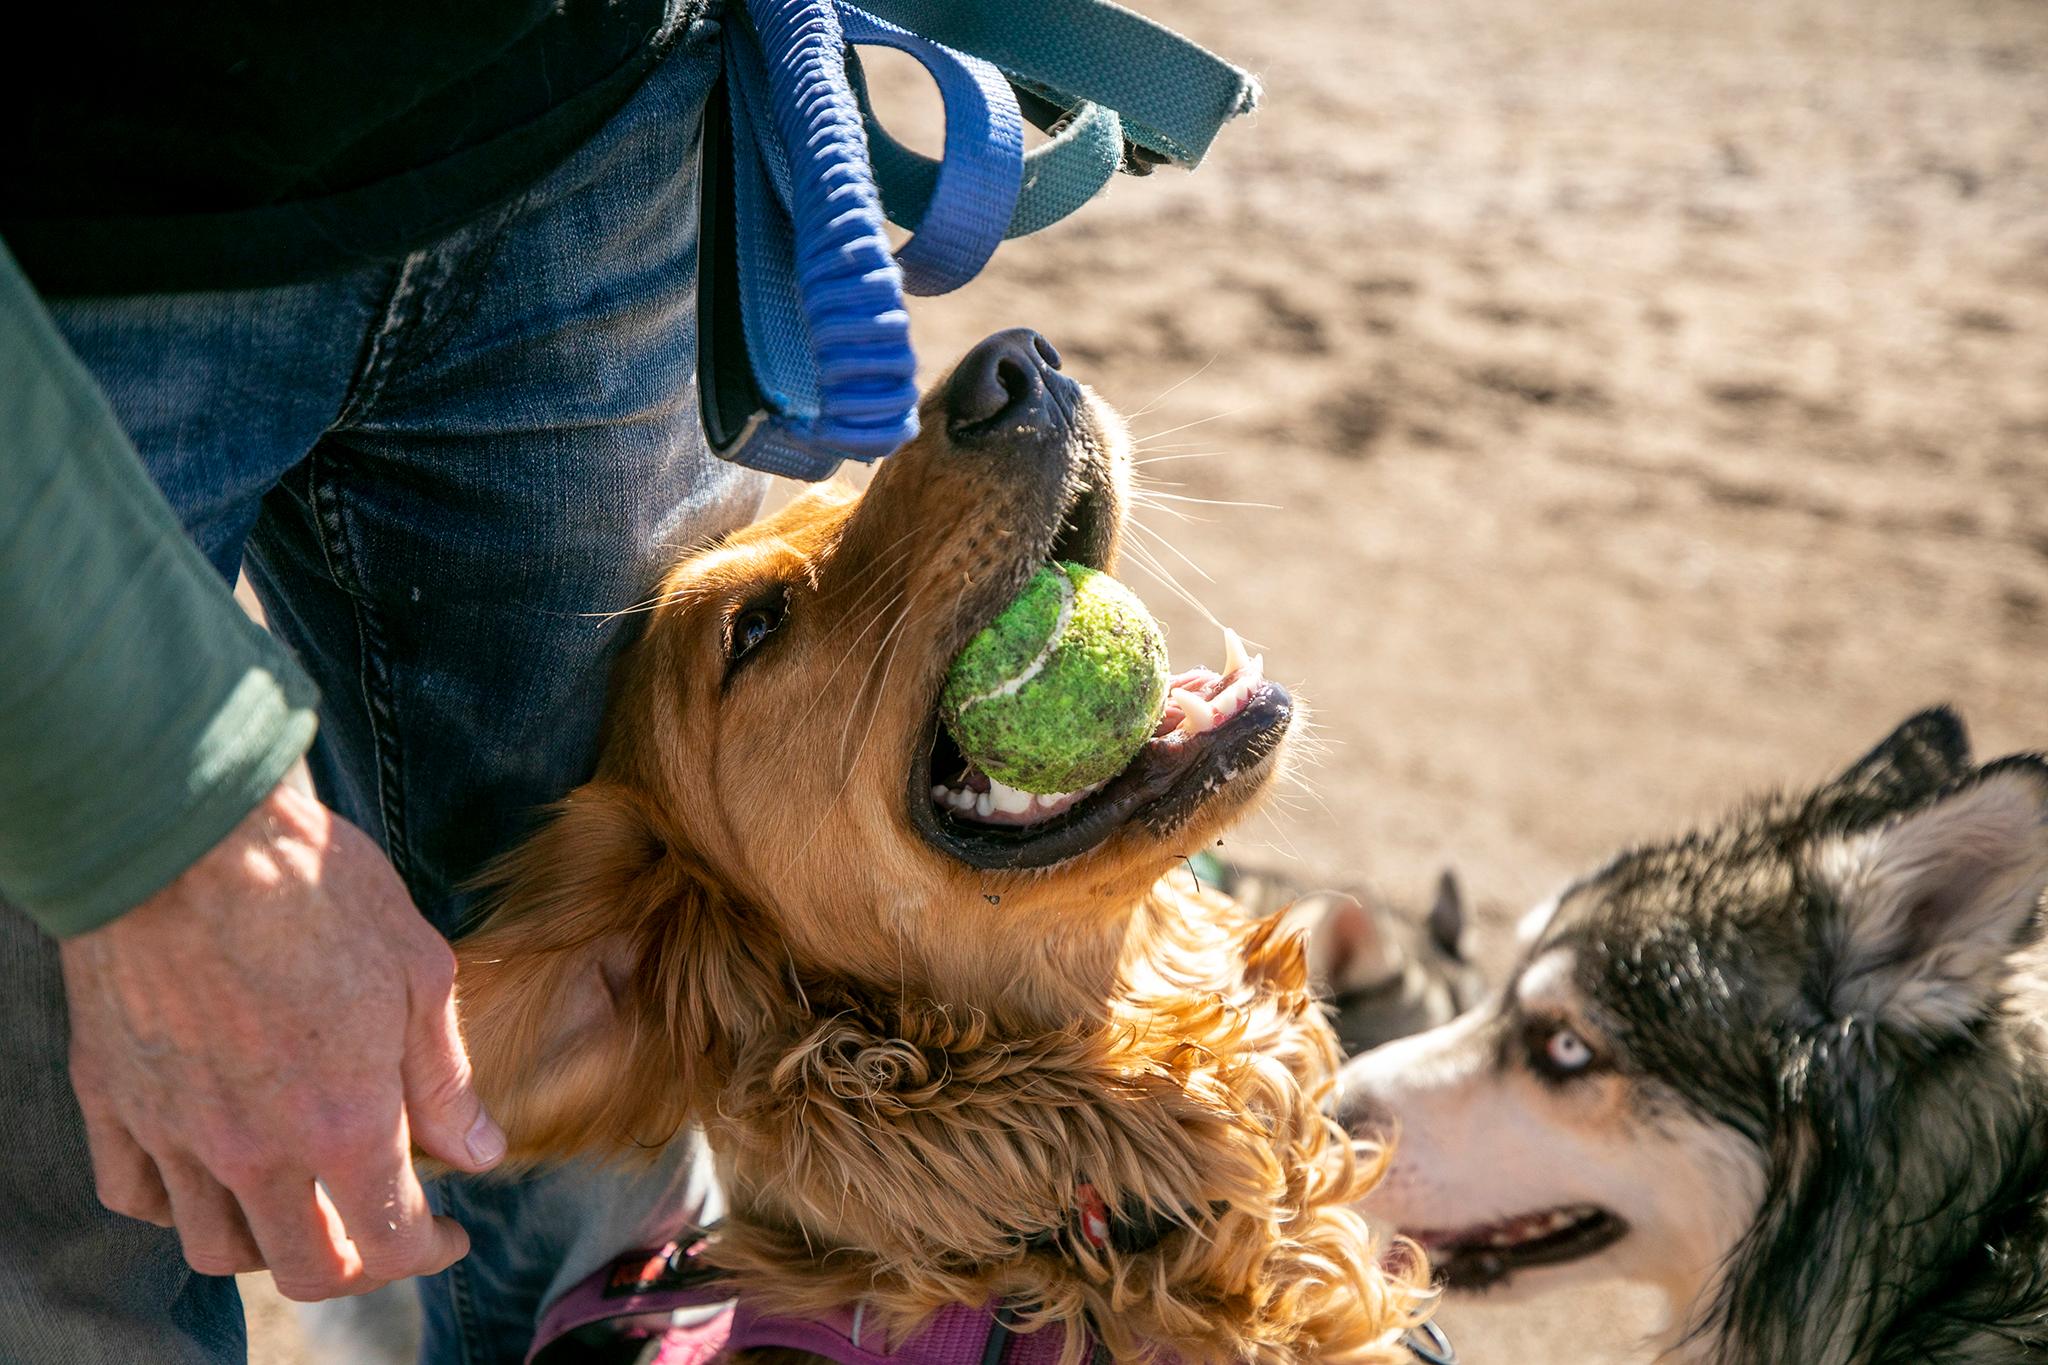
[447,1247,489,1365]
[337,253,432,429]
[402,193,533,380]
[305,449,413,884]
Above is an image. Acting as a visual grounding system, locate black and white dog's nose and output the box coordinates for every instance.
[944,328,1064,432]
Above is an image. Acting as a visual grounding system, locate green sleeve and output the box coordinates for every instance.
[0,240,320,936]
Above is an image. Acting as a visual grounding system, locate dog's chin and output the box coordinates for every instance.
[1410,1204,1631,1297]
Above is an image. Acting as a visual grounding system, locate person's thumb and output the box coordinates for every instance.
[402,965,506,1173]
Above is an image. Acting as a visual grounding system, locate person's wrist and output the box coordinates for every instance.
[67,780,326,951]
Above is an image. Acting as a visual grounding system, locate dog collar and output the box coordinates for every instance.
[528,1238,1456,1365]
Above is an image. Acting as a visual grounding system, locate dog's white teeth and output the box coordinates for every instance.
[1172,688,1216,735]
[1222,625,1251,676]
[935,772,1107,825]
[1212,674,1253,723]
[986,777,1035,814]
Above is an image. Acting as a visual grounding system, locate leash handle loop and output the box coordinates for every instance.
[852,57,1126,248]
[849,0,1259,166]
[708,0,1257,481]
[835,5,1023,296]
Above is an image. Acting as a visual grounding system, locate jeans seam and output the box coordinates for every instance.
[401,192,532,380]
[305,449,414,884]
[447,1252,489,1365]
[337,253,432,429]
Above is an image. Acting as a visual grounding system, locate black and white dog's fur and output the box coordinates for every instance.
[1341,709,2048,1364]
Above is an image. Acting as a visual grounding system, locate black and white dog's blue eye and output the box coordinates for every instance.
[1543,1027,1595,1073]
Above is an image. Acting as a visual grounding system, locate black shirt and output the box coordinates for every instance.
[3,0,688,295]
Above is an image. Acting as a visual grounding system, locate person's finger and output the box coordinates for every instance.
[315,1110,469,1283]
[77,1101,173,1226]
[158,1155,266,1276]
[234,1169,368,1302]
[401,946,505,1173]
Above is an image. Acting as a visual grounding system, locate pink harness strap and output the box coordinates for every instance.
[529,1241,1088,1365]
[530,1238,1454,1364]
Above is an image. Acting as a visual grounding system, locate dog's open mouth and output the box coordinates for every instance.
[1409,1204,1628,1291]
[931,626,1271,824]
[913,623,1292,870]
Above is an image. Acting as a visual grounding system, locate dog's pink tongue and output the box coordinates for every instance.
[1154,628,1265,739]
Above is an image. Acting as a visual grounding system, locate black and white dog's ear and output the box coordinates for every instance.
[1815,758,2048,1033]
[1427,868,1466,961]
[1825,706,1973,813]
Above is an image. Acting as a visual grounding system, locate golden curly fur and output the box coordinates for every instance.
[453,343,1428,1363]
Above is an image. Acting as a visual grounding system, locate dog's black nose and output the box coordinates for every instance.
[944,328,1064,432]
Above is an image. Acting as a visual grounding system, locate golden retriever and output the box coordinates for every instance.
[453,330,1426,1364]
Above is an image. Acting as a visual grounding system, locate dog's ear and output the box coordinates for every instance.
[1428,868,1467,961]
[1823,706,1974,815]
[1813,758,2048,1033]
[455,783,783,1162]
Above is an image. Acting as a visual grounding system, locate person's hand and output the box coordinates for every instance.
[58,781,507,1300]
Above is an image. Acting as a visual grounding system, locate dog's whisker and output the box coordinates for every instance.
[1124,354,1220,423]
[1129,444,1226,458]
[1125,518,1217,587]
[1126,494,1209,526]
[1131,408,1242,446]
[784,532,934,733]
[1139,491,1282,512]
[818,524,925,604]
[809,534,920,637]
[577,584,692,622]
[838,584,922,772]
[788,597,903,735]
[1121,540,1225,630]
[776,577,937,882]
[768,587,916,882]
[788,583,907,732]
[1120,542,1205,613]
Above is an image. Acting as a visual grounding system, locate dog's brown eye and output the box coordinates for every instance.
[724,589,789,667]
[731,610,778,655]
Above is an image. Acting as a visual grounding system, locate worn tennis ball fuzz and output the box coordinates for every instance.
[941,563,1169,795]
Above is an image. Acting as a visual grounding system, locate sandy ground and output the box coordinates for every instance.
[245,0,2048,1359]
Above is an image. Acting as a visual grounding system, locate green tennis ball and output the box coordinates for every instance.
[941,562,1169,795]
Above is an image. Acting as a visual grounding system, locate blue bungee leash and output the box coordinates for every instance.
[700,0,1258,481]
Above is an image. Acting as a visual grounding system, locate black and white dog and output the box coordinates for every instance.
[1341,709,2048,1364]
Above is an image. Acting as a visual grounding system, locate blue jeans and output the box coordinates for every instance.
[0,19,756,1364]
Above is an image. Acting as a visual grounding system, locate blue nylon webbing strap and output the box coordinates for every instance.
[851,0,1260,167]
[705,0,1257,482]
[852,57,1126,242]
[836,7,1022,296]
